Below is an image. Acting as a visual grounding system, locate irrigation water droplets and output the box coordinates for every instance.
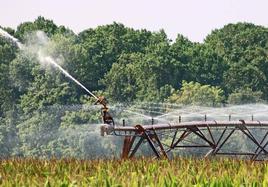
[0,28,98,99]
[0,28,23,49]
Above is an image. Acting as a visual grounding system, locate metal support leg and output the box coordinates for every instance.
[121,136,136,159]
[171,130,178,148]
[129,137,144,158]
[135,125,162,158]
[152,130,168,158]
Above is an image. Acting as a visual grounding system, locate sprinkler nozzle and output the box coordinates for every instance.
[95,96,114,126]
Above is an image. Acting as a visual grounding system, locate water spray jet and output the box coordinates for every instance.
[0,28,114,126]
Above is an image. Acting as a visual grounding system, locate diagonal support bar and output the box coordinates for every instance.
[213,128,236,155]
[129,137,144,158]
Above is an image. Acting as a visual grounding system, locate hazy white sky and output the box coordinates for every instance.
[1,0,268,42]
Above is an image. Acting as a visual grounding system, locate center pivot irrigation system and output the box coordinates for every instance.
[1,28,267,161]
[97,96,268,161]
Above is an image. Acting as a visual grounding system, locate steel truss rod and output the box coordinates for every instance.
[253,140,268,160]
[171,130,192,149]
[252,131,268,160]
[212,128,236,155]
[187,126,215,148]
[121,136,136,159]
[252,131,268,159]
[236,121,268,156]
[152,128,168,158]
[129,137,144,158]
[123,125,169,159]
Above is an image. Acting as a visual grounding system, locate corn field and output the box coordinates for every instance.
[0,157,268,186]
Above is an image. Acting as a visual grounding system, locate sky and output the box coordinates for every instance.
[1,0,268,42]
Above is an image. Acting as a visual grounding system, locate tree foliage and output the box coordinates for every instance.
[167,81,225,106]
[227,88,263,105]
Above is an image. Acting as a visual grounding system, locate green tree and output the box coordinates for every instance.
[0,30,18,115]
[205,22,268,96]
[44,33,91,97]
[223,64,266,95]
[227,88,263,104]
[0,110,19,157]
[167,81,225,106]
[15,16,71,41]
[19,72,77,114]
[205,22,268,63]
[170,34,194,82]
[188,44,229,86]
[102,47,179,102]
[101,53,140,102]
[79,22,156,91]
[17,110,61,157]
[9,52,38,95]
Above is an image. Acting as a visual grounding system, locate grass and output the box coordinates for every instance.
[0,157,268,186]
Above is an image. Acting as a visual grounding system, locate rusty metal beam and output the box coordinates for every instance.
[135,125,162,158]
[102,120,268,160]
[206,124,216,145]
[121,136,135,159]
[152,130,168,158]
[108,121,268,133]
